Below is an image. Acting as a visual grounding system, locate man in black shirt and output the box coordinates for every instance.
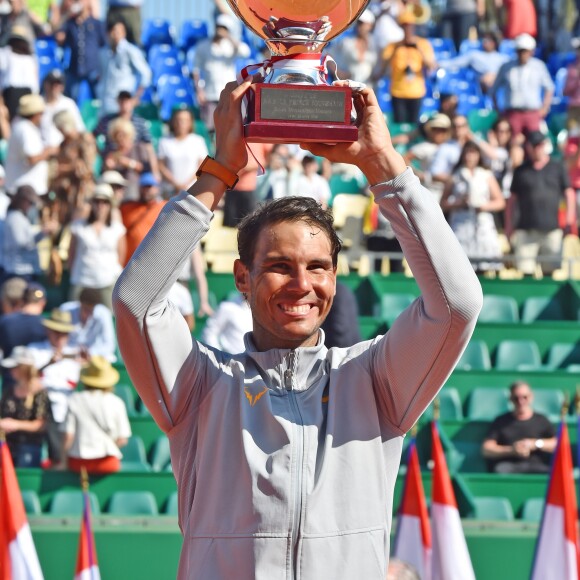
[506,130,576,275]
[482,381,557,473]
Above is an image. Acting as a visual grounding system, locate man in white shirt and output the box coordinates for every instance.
[295,155,332,208]
[40,69,85,148]
[5,94,56,195]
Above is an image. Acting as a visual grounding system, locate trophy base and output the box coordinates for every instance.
[244,83,357,144]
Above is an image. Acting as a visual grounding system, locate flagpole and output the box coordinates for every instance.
[79,467,98,580]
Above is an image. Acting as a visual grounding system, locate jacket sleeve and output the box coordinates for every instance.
[366,168,483,434]
[112,192,214,433]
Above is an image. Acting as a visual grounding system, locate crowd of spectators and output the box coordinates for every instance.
[0,0,577,473]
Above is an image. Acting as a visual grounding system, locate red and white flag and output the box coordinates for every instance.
[0,440,43,580]
[531,422,579,580]
[74,491,100,580]
[393,438,432,579]
[431,422,475,580]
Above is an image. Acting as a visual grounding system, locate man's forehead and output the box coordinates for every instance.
[258,220,332,247]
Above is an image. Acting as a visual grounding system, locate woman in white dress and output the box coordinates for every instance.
[67,183,126,308]
[440,140,506,273]
[158,107,209,198]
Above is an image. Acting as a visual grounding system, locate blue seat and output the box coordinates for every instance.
[547,51,576,76]
[35,37,58,59]
[142,19,174,53]
[38,56,61,83]
[419,97,439,116]
[459,39,482,54]
[554,67,568,98]
[499,39,516,57]
[429,37,457,58]
[157,75,196,121]
[148,43,180,67]
[152,56,186,86]
[457,94,486,116]
[179,19,209,53]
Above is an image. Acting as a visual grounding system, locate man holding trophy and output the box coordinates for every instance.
[113,2,482,578]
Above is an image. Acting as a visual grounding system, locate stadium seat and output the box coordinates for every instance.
[532,388,565,419]
[50,491,100,515]
[554,67,568,98]
[152,56,186,86]
[450,440,487,472]
[148,42,180,65]
[456,340,492,371]
[121,436,151,472]
[114,383,137,417]
[521,296,565,322]
[35,37,58,59]
[108,491,159,516]
[331,193,369,229]
[499,39,516,57]
[179,19,209,53]
[80,99,101,133]
[429,37,456,59]
[466,387,510,420]
[521,498,544,522]
[38,55,61,83]
[21,490,42,515]
[424,387,464,420]
[134,102,159,121]
[494,340,542,371]
[470,497,514,521]
[374,293,415,324]
[478,295,519,323]
[142,19,174,53]
[150,435,171,472]
[467,109,498,135]
[547,51,575,76]
[328,174,363,196]
[157,74,195,121]
[459,39,482,54]
[165,491,178,515]
[544,342,580,369]
[457,94,486,116]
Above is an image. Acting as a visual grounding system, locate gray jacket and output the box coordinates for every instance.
[113,168,483,579]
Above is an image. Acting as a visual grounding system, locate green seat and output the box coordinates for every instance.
[329,174,363,196]
[466,387,510,420]
[121,436,151,472]
[165,491,178,515]
[374,293,415,325]
[150,435,171,472]
[532,388,565,419]
[456,340,492,371]
[521,296,565,322]
[449,440,488,473]
[21,490,42,515]
[423,387,464,420]
[50,491,100,515]
[544,342,580,369]
[114,383,137,417]
[467,109,498,134]
[478,295,519,323]
[521,498,544,522]
[80,99,101,132]
[134,102,160,120]
[108,491,158,515]
[470,497,514,521]
[494,339,542,371]
[389,122,417,137]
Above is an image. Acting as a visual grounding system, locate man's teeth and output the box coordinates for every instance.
[280,304,311,313]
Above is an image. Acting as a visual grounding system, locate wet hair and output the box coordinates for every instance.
[237,196,342,268]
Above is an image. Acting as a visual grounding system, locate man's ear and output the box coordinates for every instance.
[233,259,250,294]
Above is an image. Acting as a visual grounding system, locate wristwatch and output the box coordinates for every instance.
[196,156,239,190]
[534,439,544,450]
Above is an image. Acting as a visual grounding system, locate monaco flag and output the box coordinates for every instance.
[0,440,43,580]
[531,422,580,580]
[393,438,432,579]
[431,422,475,580]
[74,491,100,580]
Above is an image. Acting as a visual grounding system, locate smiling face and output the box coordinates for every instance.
[234,220,337,351]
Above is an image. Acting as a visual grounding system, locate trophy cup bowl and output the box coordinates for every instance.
[225,0,370,144]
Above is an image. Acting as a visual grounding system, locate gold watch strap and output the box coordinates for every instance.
[196,156,239,190]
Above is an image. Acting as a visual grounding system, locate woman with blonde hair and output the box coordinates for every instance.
[0,346,50,467]
[63,355,131,474]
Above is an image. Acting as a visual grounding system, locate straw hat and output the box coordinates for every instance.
[398,11,417,25]
[1,346,36,368]
[100,170,128,187]
[42,309,76,333]
[426,113,452,131]
[18,94,45,117]
[92,183,114,201]
[80,356,120,389]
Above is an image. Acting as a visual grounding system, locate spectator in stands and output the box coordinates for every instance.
[191,13,250,134]
[0,26,38,121]
[440,140,505,272]
[28,308,82,466]
[564,125,580,218]
[534,0,565,54]
[430,114,471,187]
[2,185,58,281]
[106,0,141,46]
[61,287,117,360]
[56,0,107,103]
[120,171,165,265]
[334,10,378,88]
[440,0,484,53]
[40,69,85,148]
[50,0,101,33]
[507,130,577,276]
[321,282,361,348]
[5,95,57,196]
[0,0,46,47]
[68,183,126,307]
[294,156,331,209]
[482,381,557,473]
[437,31,509,93]
[167,281,196,332]
[0,274,26,313]
[564,38,580,130]
[372,0,404,52]
[201,291,252,354]
[99,169,127,221]
[158,106,209,198]
[0,346,50,467]
[490,34,554,139]
[373,12,436,124]
[405,113,451,201]
[50,109,96,224]
[98,17,151,116]
[63,355,131,474]
[103,116,150,199]
[255,144,302,201]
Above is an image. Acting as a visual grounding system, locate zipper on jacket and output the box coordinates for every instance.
[285,350,304,579]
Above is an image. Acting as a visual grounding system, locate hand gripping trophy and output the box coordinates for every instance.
[225,0,370,143]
